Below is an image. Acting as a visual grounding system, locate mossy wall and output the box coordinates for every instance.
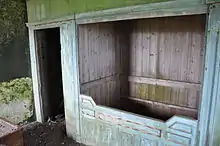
[0,0,33,123]
[27,0,171,22]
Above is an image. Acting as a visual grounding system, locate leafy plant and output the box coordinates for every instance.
[0,77,32,104]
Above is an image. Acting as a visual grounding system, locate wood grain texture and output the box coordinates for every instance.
[80,95,198,146]
[78,15,205,120]
[128,76,201,90]
[76,0,207,24]
[60,21,80,141]
[199,4,220,146]
[128,15,205,117]
[28,28,44,122]
[78,22,122,106]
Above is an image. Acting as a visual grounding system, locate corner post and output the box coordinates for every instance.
[199,4,220,146]
[60,20,81,142]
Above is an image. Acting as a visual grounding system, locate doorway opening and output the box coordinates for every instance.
[35,27,64,121]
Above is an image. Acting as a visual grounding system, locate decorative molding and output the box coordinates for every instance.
[76,0,207,24]
[80,95,198,145]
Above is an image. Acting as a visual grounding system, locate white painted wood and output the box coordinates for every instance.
[60,21,81,142]
[28,28,44,122]
[199,4,220,146]
[128,76,201,90]
[79,94,198,146]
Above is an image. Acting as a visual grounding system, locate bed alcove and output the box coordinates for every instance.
[78,14,205,121]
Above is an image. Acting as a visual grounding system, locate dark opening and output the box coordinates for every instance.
[35,28,64,121]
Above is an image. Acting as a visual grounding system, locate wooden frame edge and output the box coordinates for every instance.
[28,28,44,122]
[76,0,207,24]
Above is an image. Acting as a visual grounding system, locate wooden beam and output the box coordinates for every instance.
[26,15,75,29]
[81,75,119,90]
[128,76,201,90]
[124,97,198,114]
[60,20,81,142]
[76,0,207,24]
[28,28,44,122]
[199,4,220,146]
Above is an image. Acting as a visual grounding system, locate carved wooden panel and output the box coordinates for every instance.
[80,95,198,146]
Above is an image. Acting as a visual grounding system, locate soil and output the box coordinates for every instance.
[22,120,85,146]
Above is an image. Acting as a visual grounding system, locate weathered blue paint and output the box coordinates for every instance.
[198,4,220,146]
[206,4,220,146]
[60,21,81,142]
[80,95,198,146]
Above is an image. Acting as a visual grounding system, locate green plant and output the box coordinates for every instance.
[0,77,33,104]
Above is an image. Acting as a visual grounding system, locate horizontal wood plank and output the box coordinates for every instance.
[124,96,198,113]
[81,75,119,90]
[128,76,201,90]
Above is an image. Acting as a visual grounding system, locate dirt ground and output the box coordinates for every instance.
[22,120,85,146]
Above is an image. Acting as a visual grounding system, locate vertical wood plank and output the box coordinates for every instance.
[84,25,90,83]
[60,21,80,141]
[28,28,44,122]
[199,5,220,146]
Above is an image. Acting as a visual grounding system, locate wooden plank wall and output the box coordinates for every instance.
[78,23,122,107]
[127,15,206,119]
[78,15,205,120]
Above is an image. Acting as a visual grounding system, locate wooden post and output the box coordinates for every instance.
[199,4,220,146]
[28,28,44,122]
[60,20,81,142]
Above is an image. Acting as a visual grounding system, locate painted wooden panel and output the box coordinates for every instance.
[60,21,80,141]
[78,23,117,83]
[128,15,205,118]
[80,95,198,146]
[78,23,121,107]
[199,4,220,146]
[28,29,44,122]
[78,15,205,121]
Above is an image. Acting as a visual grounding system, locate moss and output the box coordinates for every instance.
[0,77,32,104]
[136,83,189,104]
[27,0,172,22]
[0,0,27,54]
